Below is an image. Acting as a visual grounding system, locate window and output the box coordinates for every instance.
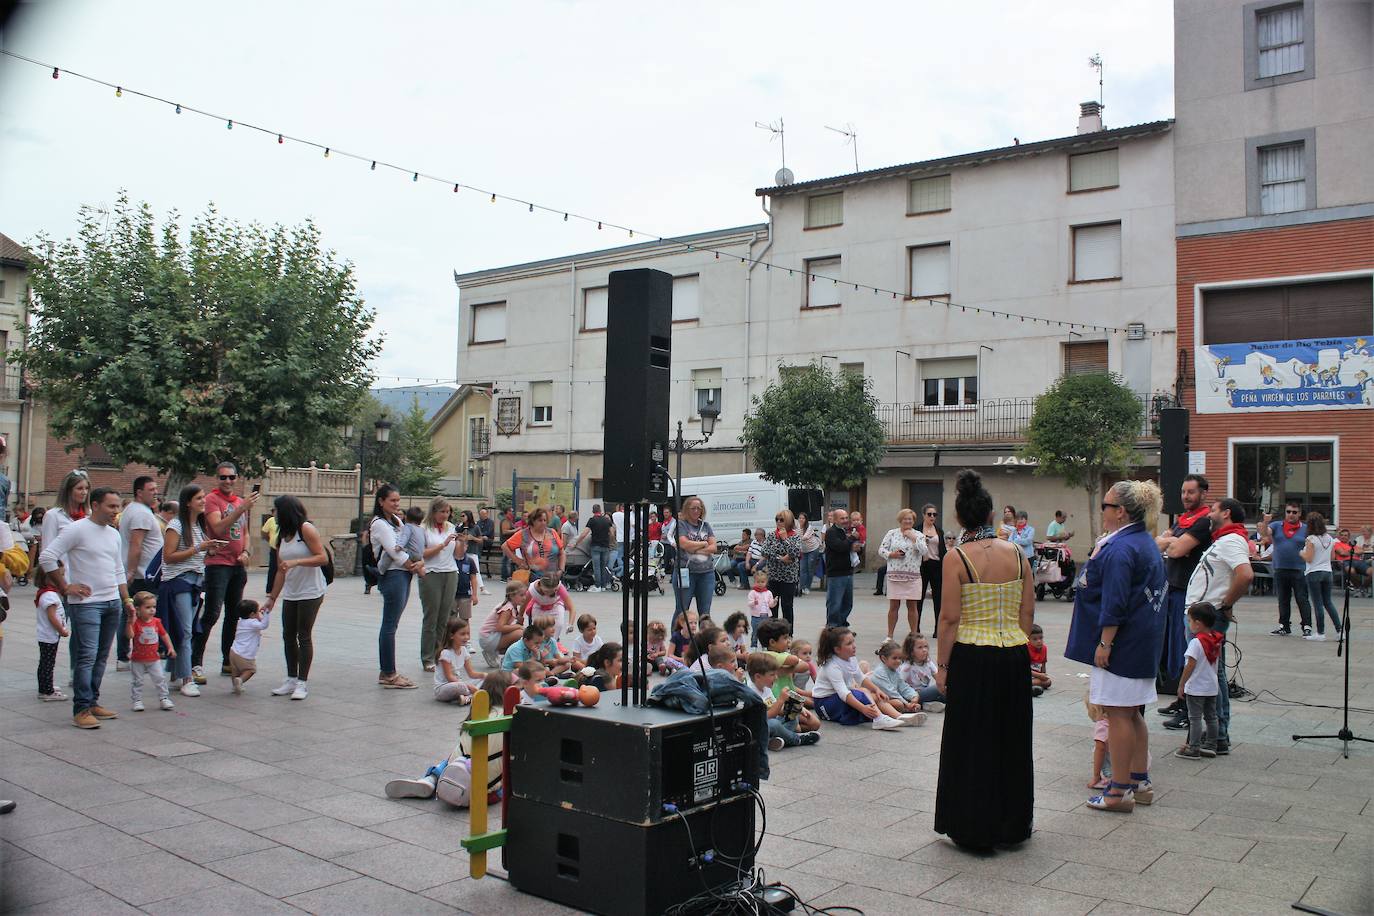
[1246,1,1313,87]
[805,192,843,229]
[672,275,700,322]
[1063,340,1109,375]
[471,302,506,344]
[1202,278,1372,344]
[909,243,951,298]
[581,287,608,331]
[469,417,490,457]
[804,256,842,309]
[692,368,722,419]
[529,381,553,425]
[920,357,977,407]
[1258,142,1306,214]
[1233,441,1333,522]
[1072,222,1122,282]
[1069,149,1119,192]
[840,362,864,379]
[0,279,6,298]
[82,443,117,469]
[907,175,950,214]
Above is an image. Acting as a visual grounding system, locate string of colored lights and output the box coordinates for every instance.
[3,48,1170,337]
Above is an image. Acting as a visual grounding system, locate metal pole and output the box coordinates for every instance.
[637,501,650,705]
[355,432,366,575]
[674,421,685,624]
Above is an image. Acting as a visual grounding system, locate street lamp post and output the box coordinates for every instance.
[344,418,392,574]
[670,399,719,620]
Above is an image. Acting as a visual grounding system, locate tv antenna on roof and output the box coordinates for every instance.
[755,118,792,185]
[825,123,859,172]
[1089,53,1104,113]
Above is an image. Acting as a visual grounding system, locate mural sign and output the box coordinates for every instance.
[1196,336,1373,413]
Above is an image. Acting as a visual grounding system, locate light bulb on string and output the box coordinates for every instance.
[529,203,534,213]
[227,119,233,129]
[115,86,121,97]
[563,213,568,221]
[491,194,496,203]
[277,134,283,144]
[323,148,330,158]
[714,251,719,259]
[175,104,182,114]
[629,229,634,238]
[413,172,419,182]
[52,67,59,79]
[597,221,602,229]
[370,161,376,170]
[455,184,460,193]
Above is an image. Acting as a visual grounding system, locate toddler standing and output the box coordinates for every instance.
[746,570,776,645]
[1175,602,1223,759]
[35,570,69,701]
[1085,695,1109,790]
[230,599,272,695]
[126,592,175,711]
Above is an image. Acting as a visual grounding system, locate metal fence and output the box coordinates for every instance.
[877,391,1176,444]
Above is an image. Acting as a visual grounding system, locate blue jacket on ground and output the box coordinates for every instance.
[1064,522,1166,680]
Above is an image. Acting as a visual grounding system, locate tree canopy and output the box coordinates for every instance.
[1020,372,1144,538]
[394,396,444,496]
[24,194,380,486]
[740,362,885,505]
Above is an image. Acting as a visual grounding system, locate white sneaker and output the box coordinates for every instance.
[384,774,437,799]
[871,714,903,730]
[1304,633,1327,641]
[291,681,309,700]
[898,711,928,727]
[231,676,242,694]
[271,677,298,696]
[589,586,603,593]
[179,681,200,697]
[767,736,786,752]
[159,697,175,711]
[479,586,492,596]
[39,689,67,702]
[116,661,129,672]
[132,699,145,712]
[921,701,945,713]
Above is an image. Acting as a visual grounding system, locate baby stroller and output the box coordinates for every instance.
[609,540,666,596]
[1033,543,1076,601]
[561,560,595,592]
[711,549,734,596]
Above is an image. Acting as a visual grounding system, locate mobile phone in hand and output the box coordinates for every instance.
[252,484,261,494]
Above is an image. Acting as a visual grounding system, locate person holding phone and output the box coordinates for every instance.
[193,462,258,684]
[418,497,462,672]
[159,485,226,697]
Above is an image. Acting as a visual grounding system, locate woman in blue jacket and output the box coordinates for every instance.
[1065,480,1166,814]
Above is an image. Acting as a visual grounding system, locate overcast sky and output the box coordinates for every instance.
[0,1,1173,386]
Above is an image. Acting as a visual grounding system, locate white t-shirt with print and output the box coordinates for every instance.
[1182,637,1219,697]
[1184,534,1251,606]
[1304,534,1333,575]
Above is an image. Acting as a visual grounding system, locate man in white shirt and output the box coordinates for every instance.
[39,487,135,730]
[1183,497,1254,756]
[116,476,163,671]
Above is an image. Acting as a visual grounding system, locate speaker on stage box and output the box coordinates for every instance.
[602,268,671,503]
[1159,407,1189,515]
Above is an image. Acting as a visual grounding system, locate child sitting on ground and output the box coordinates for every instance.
[127,591,175,711]
[515,659,549,705]
[668,610,698,664]
[756,619,820,731]
[401,506,428,577]
[1028,623,1051,696]
[525,573,574,635]
[647,620,678,673]
[569,613,603,668]
[707,642,740,678]
[683,625,728,669]
[1175,602,1223,760]
[229,598,271,696]
[866,640,931,718]
[813,627,918,730]
[722,611,751,666]
[747,653,820,750]
[478,581,529,668]
[585,642,623,690]
[1085,694,1109,790]
[435,618,483,704]
[747,570,776,646]
[900,632,946,709]
[791,638,817,693]
[535,614,574,676]
[501,623,545,671]
[34,567,69,702]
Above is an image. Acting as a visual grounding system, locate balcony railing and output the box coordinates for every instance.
[878,392,1175,445]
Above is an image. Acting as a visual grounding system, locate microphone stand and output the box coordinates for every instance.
[1291,557,1370,759]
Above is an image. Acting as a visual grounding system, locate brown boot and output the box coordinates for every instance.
[88,706,119,719]
[73,711,101,729]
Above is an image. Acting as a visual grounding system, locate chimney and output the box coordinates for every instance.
[1077,101,1104,134]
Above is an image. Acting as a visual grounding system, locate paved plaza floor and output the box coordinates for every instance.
[1,573,1370,915]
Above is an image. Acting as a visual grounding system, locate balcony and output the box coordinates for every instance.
[878,392,1175,445]
[0,365,22,401]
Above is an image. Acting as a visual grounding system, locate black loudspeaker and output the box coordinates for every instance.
[1159,407,1189,516]
[508,702,756,824]
[602,268,672,503]
[506,793,756,916]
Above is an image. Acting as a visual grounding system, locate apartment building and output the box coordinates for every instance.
[1174,0,1374,524]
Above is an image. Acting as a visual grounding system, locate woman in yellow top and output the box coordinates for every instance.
[934,469,1035,850]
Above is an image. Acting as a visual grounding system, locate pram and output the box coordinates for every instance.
[609,540,666,596]
[561,559,596,592]
[1033,542,1076,601]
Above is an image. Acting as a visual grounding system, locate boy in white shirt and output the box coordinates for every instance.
[747,653,820,751]
[569,613,603,667]
[229,599,272,695]
[1175,603,1222,760]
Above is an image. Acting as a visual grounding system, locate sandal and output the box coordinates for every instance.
[1086,781,1135,813]
[423,663,436,673]
[1088,777,1109,791]
[379,674,418,689]
[1132,773,1154,805]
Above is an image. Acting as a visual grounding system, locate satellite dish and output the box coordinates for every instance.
[774,167,794,186]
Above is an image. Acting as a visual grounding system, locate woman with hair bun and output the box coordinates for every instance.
[1065,479,1166,813]
[933,469,1036,849]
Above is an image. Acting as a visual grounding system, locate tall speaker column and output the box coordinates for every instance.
[1158,407,1189,517]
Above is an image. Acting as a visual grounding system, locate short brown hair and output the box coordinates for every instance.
[746,654,779,678]
[516,660,546,681]
[707,644,735,668]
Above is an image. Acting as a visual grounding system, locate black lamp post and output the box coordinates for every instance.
[671,398,720,618]
[344,418,392,574]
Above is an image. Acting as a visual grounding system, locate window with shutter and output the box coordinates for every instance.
[582,287,608,331]
[1063,341,1109,375]
[471,302,507,344]
[1203,279,1373,344]
[919,357,978,407]
[909,243,951,298]
[82,443,118,469]
[907,175,951,214]
[805,193,843,229]
[1257,4,1304,77]
[1068,149,1119,192]
[530,381,553,425]
[1072,222,1122,282]
[692,368,723,419]
[1258,142,1306,214]
[672,275,700,321]
[804,256,842,309]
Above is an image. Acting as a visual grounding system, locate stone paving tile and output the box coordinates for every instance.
[904,840,1069,885]
[140,771,255,807]
[0,854,100,909]
[1037,861,1212,914]
[1193,811,1346,846]
[142,881,307,915]
[330,840,468,891]
[1239,839,1374,883]
[204,846,357,898]
[1020,829,1166,873]
[1030,808,1121,840]
[811,882,980,915]
[752,833,832,869]
[68,849,232,906]
[255,815,397,859]
[285,875,458,914]
[924,872,1102,915]
[1298,875,1374,914]
[800,846,958,897]
[1083,902,1176,915]
[421,876,578,914]
[189,794,316,832]
[749,864,845,902]
[368,811,475,855]
[138,817,281,864]
[84,795,208,835]
[1141,849,1316,901]
[7,888,144,915]
[298,789,421,827]
[1101,822,1256,862]
[1187,887,1298,916]
[1152,786,1291,821]
[12,821,159,867]
[802,812,943,859]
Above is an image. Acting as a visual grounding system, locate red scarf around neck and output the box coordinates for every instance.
[1015,521,1027,531]
[1212,522,1248,543]
[1195,629,1224,664]
[1177,505,1209,530]
[35,586,61,607]
[1282,520,1301,539]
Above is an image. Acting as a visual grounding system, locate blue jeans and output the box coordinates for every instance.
[768,717,801,747]
[734,560,751,589]
[378,569,413,676]
[1306,571,1340,634]
[612,544,626,576]
[1215,616,1230,742]
[68,599,121,715]
[916,684,946,704]
[672,568,715,625]
[590,546,612,588]
[799,553,814,590]
[166,574,202,682]
[825,575,854,627]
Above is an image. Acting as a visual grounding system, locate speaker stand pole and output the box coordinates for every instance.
[1292,561,1371,759]
[621,522,631,707]
[635,501,651,706]
[673,421,686,626]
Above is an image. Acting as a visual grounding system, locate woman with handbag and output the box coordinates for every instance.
[263,495,329,700]
[501,507,564,583]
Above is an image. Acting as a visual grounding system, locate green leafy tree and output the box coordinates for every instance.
[1020,372,1144,539]
[333,391,403,486]
[741,362,886,507]
[23,194,380,491]
[395,396,444,496]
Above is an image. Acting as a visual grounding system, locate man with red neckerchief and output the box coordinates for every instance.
[192,461,259,683]
[1155,474,1212,728]
[1183,498,1254,756]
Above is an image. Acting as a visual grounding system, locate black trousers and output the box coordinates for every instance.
[37,641,59,694]
[771,580,797,629]
[195,564,247,669]
[918,558,943,636]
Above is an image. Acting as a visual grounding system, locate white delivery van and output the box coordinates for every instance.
[677,474,822,545]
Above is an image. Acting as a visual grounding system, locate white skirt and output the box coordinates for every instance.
[1089,666,1158,707]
